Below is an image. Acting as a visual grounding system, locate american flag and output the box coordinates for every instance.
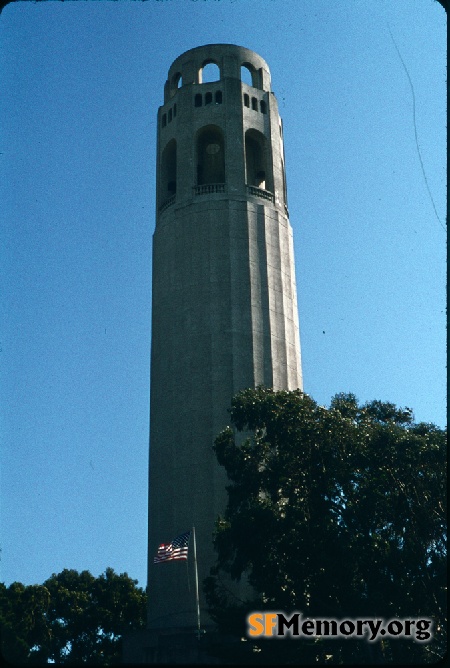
[153,530,191,563]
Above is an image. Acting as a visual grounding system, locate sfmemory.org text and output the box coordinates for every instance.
[247,613,433,642]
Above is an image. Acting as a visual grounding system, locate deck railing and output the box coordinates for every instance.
[193,184,226,196]
[246,185,275,203]
[161,186,285,212]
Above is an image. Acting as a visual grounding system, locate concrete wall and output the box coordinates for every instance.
[146,44,302,636]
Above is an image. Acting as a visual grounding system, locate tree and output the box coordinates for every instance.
[0,582,51,665]
[205,388,447,664]
[0,568,146,664]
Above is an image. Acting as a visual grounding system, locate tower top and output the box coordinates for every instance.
[164,43,272,102]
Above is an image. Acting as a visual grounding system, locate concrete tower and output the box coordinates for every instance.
[147,43,302,644]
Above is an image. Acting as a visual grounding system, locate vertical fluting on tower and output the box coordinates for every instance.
[147,44,302,631]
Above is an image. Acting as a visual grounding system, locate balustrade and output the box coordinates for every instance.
[193,184,226,196]
[246,185,275,203]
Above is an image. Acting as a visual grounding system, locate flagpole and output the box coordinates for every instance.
[192,526,201,639]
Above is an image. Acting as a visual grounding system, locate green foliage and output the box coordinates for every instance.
[205,388,447,664]
[0,568,146,665]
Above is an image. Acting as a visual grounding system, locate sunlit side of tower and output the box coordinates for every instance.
[147,44,302,637]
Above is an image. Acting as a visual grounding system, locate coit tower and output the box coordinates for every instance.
[147,44,302,632]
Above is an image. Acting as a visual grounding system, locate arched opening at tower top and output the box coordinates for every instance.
[241,65,253,86]
[241,63,260,88]
[169,72,182,98]
[199,61,220,84]
[245,129,272,192]
[196,125,225,186]
[160,139,177,204]
[173,72,182,89]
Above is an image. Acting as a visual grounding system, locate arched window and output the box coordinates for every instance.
[196,125,225,186]
[245,129,271,191]
[243,93,250,108]
[260,100,267,114]
[195,93,202,107]
[170,72,182,98]
[168,108,173,123]
[215,91,222,104]
[199,61,220,84]
[162,113,167,128]
[251,97,258,111]
[241,64,254,86]
[205,92,213,105]
[160,139,177,203]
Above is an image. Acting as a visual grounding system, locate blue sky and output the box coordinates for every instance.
[1,0,446,590]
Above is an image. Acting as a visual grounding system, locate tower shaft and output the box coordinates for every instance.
[148,44,302,631]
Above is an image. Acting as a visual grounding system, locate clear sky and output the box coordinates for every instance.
[1,0,446,590]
